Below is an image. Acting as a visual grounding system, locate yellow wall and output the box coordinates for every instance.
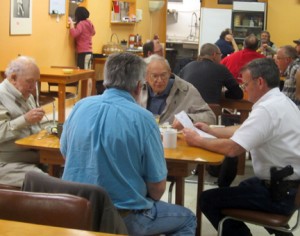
[0,0,166,68]
[267,0,300,47]
[1,0,299,69]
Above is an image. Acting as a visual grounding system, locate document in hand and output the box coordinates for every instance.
[174,111,216,139]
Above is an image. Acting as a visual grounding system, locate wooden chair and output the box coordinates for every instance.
[208,103,222,125]
[218,185,300,235]
[0,189,92,230]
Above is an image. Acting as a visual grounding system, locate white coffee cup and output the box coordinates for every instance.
[163,129,177,149]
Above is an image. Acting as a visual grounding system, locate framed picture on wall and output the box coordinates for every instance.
[10,0,32,35]
[218,0,257,4]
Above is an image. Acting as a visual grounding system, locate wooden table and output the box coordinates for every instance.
[0,219,123,236]
[0,68,96,123]
[219,98,253,175]
[15,130,224,236]
[39,68,96,122]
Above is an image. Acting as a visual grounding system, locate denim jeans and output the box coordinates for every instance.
[200,177,297,236]
[122,200,197,236]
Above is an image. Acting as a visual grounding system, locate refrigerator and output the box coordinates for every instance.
[232,1,267,48]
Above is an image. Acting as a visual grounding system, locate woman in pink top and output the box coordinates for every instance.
[68,7,96,69]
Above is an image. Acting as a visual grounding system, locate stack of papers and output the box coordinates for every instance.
[174,111,216,139]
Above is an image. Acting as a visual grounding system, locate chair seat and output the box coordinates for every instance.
[222,209,292,227]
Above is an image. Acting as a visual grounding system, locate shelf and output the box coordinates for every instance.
[233,25,263,29]
[110,21,135,25]
[111,1,136,24]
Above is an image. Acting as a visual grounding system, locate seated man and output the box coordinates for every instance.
[0,56,46,187]
[276,45,300,109]
[179,43,243,104]
[183,58,300,236]
[143,39,164,58]
[139,54,216,128]
[221,34,265,83]
[257,30,277,58]
[215,28,239,59]
[61,53,197,236]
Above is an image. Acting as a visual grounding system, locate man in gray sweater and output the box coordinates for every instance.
[0,56,46,187]
[139,54,216,129]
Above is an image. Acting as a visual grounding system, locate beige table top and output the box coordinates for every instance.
[0,219,123,236]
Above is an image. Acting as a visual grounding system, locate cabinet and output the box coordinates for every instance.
[111,0,136,24]
[232,2,267,47]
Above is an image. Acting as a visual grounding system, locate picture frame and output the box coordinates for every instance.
[10,0,32,35]
[218,0,233,4]
[218,0,257,4]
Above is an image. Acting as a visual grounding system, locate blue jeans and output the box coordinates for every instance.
[200,177,297,236]
[122,201,196,236]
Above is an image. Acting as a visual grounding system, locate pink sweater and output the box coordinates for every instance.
[70,20,95,53]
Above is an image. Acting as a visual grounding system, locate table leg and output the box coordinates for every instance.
[174,177,185,205]
[196,164,204,236]
[57,84,66,123]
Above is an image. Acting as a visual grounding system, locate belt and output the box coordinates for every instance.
[262,180,300,189]
[117,209,145,218]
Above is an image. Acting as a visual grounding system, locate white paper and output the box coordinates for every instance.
[175,111,216,139]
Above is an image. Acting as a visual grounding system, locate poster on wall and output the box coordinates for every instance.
[10,0,32,35]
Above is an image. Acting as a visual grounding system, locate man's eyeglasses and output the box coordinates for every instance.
[149,72,169,82]
[240,77,258,90]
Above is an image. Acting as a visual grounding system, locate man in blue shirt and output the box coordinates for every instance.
[61,53,196,235]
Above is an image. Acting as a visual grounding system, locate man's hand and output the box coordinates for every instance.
[172,118,184,130]
[182,128,202,147]
[24,108,45,124]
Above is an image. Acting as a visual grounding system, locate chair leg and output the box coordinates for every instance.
[168,181,175,203]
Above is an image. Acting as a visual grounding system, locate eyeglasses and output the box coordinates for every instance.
[240,77,258,90]
[149,72,169,82]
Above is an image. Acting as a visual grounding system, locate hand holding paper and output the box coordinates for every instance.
[174,111,216,139]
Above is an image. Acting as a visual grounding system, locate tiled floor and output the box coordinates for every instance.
[161,160,300,236]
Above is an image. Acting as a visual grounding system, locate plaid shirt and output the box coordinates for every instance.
[282,57,300,109]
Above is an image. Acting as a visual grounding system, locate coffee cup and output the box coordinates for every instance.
[163,129,177,149]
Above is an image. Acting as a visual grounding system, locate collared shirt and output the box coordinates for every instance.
[282,57,300,109]
[231,88,300,180]
[147,78,174,115]
[61,88,167,210]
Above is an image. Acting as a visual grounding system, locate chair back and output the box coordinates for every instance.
[208,103,222,125]
[0,189,92,230]
[22,171,128,234]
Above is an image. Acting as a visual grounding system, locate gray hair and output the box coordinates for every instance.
[280,45,298,60]
[5,56,38,79]
[241,58,280,89]
[243,34,259,50]
[198,43,219,60]
[144,54,171,71]
[103,53,146,92]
